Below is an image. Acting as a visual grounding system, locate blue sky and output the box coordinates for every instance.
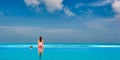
[0,0,120,44]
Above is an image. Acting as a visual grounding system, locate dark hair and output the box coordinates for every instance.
[39,36,42,42]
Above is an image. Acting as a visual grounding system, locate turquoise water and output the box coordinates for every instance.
[0,44,120,60]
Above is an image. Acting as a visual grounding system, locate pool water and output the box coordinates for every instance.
[0,44,120,60]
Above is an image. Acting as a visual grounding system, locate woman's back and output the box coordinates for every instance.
[38,36,44,48]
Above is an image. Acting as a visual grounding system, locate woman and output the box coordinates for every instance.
[38,36,44,57]
[38,36,44,48]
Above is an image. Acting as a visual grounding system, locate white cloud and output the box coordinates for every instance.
[43,0,63,12]
[112,0,120,18]
[75,3,85,9]
[85,20,106,30]
[24,0,76,17]
[24,0,41,12]
[24,0,40,8]
[24,0,63,13]
[64,7,76,16]
[0,26,78,36]
[88,0,120,18]
[89,0,112,7]
[84,17,120,31]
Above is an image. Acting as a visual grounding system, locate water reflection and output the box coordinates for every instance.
[38,47,44,59]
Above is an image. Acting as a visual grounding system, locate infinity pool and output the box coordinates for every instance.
[0,44,120,60]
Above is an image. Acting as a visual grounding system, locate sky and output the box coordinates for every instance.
[0,0,120,44]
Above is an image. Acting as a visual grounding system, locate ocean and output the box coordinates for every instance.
[0,44,120,60]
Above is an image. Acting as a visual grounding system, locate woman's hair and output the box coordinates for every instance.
[39,36,42,42]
